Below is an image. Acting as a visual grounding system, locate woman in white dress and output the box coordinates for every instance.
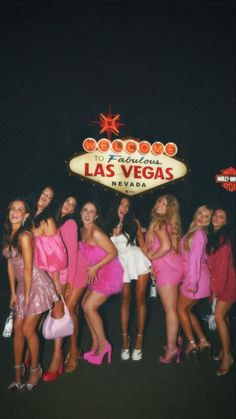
[108,196,151,361]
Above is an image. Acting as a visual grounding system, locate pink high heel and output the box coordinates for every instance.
[83,349,97,361]
[159,347,181,364]
[87,342,112,365]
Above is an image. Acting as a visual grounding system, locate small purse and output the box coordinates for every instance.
[42,296,74,340]
[3,308,15,338]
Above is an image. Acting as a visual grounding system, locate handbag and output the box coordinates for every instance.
[42,296,74,339]
[3,308,15,338]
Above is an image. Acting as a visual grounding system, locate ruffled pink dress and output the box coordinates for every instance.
[3,247,59,318]
[79,242,123,296]
[34,231,67,275]
[147,225,184,286]
[59,220,88,289]
[180,229,210,299]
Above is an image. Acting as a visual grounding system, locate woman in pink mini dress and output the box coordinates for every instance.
[43,196,88,378]
[207,208,236,375]
[3,199,58,391]
[146,195,184,364]
[178,205,212,358]
[80,201,123,365]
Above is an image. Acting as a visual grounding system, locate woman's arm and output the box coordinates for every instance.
[186,230,206,293]
[60,220,78,284]
[134,218,148,256]
[7,259,17,308]
[20,232,33,308]
[148,224,171,260]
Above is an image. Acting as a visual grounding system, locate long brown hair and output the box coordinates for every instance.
[147,194,182,253]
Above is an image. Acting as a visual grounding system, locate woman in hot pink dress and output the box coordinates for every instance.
[178,205,212,358]
[146,195,184,364]
[80,201,123,365]
[3,199,58,391]
[207,208,236,376]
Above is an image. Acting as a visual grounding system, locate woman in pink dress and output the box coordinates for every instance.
[46,196,88,376]
[146,195,184,364]
[3,199,58,391]
[178,205,212,358]
[29,186,67,381]
[207,208,236,375]
[80,201,123,365]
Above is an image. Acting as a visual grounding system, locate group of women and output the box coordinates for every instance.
[2,186,236,392]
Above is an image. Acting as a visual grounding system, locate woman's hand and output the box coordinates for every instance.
[10,294,16,309]
[87,265,98,285]
[65,283,73,299]
[148,251,156,260]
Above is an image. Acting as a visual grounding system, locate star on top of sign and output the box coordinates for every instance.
[94,106,125,140]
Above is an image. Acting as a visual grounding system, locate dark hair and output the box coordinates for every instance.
[107,195,137,245]
[34,185,56,228]
[55,195,78,227]
[206,208,233,255]
[3,198,33,253]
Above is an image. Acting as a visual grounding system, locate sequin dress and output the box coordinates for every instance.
[3,247,59,318]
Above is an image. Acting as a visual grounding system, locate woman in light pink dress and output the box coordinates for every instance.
[3,199,58,391]
[80,201,123,365]
[178,205,212,358]
[146,195,184,364]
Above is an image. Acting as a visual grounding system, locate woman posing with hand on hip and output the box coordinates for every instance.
[108,196,150,361]
[3,199,58,391]
[178,205,212,359]
[207,208,236,376]
[146,195,184,364]
[80,201,123,365]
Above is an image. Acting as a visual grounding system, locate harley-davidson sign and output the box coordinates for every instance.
[69,138,188,196]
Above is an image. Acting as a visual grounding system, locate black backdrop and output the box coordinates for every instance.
[0,0,235,229]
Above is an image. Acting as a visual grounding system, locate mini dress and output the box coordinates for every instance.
[79,242,123,296]
[208,241,236,302]
[34,231,67,275]
[180,229,210,299]
[147,225,183,286]
[59,220,88,289]
[111,234,151,283]
[3,247,59,318]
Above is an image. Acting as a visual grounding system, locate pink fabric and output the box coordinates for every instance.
[147,224,184,286]
[34,232,67,274]
[73,244,89,289]
[208,241,236,302]
[79,242,123,296]
[59,220,78,285]
[180,229,210,299]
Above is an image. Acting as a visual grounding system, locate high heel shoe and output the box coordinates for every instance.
[83,349,97,360]
[65,351,80,373]
[42,359,64,382]
[159,347,181,364]
[8,363,25,391]
[87,342,112,365]
[26,364,42,391]
[213,349,223,361]
[121,333,130,361]
[216,354,234,376]
[131,334,143,361]
[185,340,199,361]
[199,338,212,359]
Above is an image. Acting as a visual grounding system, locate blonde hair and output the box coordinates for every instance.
[184,205,213,251]
[147,194,182,253]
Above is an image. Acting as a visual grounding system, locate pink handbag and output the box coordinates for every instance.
[42,296,74,339]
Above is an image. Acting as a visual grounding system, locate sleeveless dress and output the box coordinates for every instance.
[111,234,151,283]
[59,220,88,289]
[3,247,59,318]
[79,242,123,296]
[180,229,210,299]
[147,225,183,286]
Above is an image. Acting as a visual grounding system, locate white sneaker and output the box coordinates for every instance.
[131,349,142,361]
[121,348,130,361]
